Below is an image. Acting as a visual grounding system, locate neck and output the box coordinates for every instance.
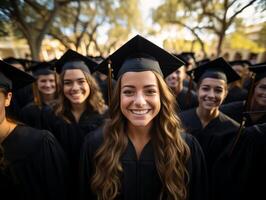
[127,123,151,142]
[196,106,219,127]
[71,103,86,122]
[42,94,55,105]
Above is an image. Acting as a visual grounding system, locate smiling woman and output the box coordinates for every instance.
[40,49,107,199]
[20,61,59,129]
[79,35,209,200]
[179,57,241,200]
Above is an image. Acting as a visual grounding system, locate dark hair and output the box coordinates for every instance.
[197,71,227,88]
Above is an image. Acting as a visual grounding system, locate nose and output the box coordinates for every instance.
[71,81,80,91]
[207,89,215,98]
[134,92,146,107]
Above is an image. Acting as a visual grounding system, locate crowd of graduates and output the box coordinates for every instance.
[0,34,265,200]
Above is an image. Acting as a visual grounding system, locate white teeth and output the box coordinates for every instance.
[131,109,149,115]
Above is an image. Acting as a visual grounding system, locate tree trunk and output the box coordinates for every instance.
[216,33,225,57]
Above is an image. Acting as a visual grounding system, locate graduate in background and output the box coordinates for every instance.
[41,49,107,199]
[165,61,198,112]
[179,57,240,198]
[20,61,59,129]
[79,35,209,200]
[2,57,34,121]
[0,60,68,200]
[220,64,266,126]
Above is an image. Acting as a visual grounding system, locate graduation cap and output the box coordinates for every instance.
[55,49,97,74]
[189,57,240,84]
[97,35,184,80]
[229,60,251,67]
[195,58,210,67]
[28,61,56,77]
[249,64,266,82]
[0,60,35,91]
[180,52,196,62]
[3,57,23,66]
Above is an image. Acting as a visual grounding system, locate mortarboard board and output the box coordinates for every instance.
[97,35,184,80]
[0,60,35,91]
[189,57,240,83]
[249,64,266,82]
[195,58,210,67]
[229,60,251,67]
[180,52,196,61]
[55,49,98,74]
[3,57,24,66]
[28,61,56,77]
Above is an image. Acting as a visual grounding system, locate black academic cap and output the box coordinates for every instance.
[195,58,210,67]
[249,64,266,82]
[180,52,195,60]
[229,60,251,67]
[28,61,56,77]
[0,60,35,91]
[3,57,23,65]
[55,49,98,74]
[97,35,184,80]
[189,57,240,83]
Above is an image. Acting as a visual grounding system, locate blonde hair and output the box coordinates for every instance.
[91,71,190,200]
[54,70,106,123]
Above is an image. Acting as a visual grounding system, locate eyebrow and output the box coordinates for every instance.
[201,84,223,89]
[121,84,157,89]
[63,77,86,81]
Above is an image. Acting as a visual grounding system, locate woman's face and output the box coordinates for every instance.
[0,90,12,123]
[120,71,161,128]
[252,77,266,107]
[63,69,90,106]
[197,78,227,111]
[37,74,56,95]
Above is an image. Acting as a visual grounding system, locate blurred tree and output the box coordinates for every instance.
[153,0,258,56]
[0,0,68,60]
[48,0,141,56]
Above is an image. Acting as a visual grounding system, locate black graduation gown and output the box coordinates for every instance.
[179,109,239,170]
[20,102,52,129]
[0,125,68,200]
[211,123,266,200]
[223,86,247,104]
[79,128,209,200]
[220,101,266,126]
[41,109,106,198]
[176,87,198,112]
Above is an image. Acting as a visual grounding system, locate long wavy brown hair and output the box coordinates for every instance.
[91,71,191,200]
[54,70,106,123]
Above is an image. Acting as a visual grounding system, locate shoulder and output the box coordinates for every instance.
[3,125,57,161]
[220,101,244,111]
[219,112,240,128]
[181,132,201,150]
[179,108,197,122]
[83,127,104,155]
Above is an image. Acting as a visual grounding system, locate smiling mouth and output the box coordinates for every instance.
[130,109,150,115]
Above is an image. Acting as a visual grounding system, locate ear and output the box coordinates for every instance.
[4,92,12,107]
